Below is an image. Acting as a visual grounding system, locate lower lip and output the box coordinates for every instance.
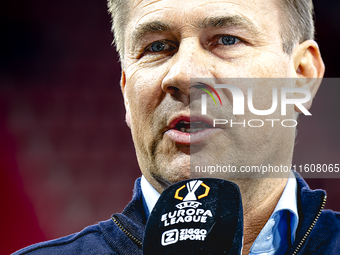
[165,128,221,145]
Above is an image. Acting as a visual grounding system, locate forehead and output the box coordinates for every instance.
[126,0,281,38]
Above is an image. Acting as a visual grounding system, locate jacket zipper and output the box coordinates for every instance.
[112,215,143,248]
[291,195,327,255]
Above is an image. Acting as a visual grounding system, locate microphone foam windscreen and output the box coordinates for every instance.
[143,178,243,255]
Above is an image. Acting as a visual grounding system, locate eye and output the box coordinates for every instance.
[140,40,177,59]
[217,35,240,46]
[147,41,171,52]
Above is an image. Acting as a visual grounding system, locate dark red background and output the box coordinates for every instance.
[0,0,339,254]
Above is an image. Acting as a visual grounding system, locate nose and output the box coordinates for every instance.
[161,38,214,96]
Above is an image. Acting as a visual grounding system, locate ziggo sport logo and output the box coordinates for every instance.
[193,82,312,128]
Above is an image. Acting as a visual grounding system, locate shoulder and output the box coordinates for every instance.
[13,178,145,255]
[12,219,117,255]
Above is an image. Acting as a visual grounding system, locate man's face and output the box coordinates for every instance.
[121,0,299,191]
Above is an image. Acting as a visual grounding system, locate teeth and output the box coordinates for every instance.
[179,128,204,133]
[180,121,203,124]
[187,128,203,133]
[179,121,204,125]
[175,120,213,133]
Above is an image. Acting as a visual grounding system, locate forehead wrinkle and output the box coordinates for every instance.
[141,0,163,9]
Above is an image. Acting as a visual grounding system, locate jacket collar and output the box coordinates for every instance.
[294,172,326,238]
[102,178,145,254]
[288,172,328,254]
[119,177,147,240]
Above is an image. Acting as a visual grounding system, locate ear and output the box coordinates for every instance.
[121,70,131,128]
[292,40,325,112]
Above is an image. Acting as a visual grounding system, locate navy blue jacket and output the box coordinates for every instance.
[13,174,340,254]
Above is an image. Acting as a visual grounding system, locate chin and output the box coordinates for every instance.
[155,165,191,188]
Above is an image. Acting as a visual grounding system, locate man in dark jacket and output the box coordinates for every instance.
[14,0,339,254]
[13,173,340,254]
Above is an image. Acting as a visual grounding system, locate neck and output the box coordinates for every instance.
[236,178,288,255]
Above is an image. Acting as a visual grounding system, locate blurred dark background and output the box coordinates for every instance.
[0,0,339,254]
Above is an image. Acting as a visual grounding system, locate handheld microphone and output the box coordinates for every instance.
[143,178,243,254]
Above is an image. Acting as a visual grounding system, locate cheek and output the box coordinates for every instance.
[240,48,293,78]
[124,66,166,129]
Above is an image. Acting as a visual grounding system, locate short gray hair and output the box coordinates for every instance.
[107,0,130,62]
[277,0,315,54]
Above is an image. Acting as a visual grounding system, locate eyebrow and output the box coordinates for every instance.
[131,14,260,45]
[132,21,171,46]
[197,15,260,36]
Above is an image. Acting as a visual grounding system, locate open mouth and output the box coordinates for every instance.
[174,120,213,133]
[166,116,218,144]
